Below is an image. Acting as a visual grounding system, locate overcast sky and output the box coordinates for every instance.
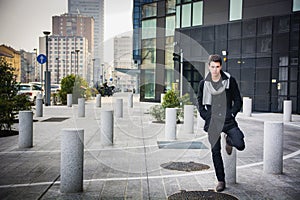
[0,0,133,62]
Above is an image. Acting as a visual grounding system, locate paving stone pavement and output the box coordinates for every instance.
[0,92,299,200]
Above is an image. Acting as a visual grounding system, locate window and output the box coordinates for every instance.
[142,19,156,39]
[166,16,175,36]
[142,3,157,18]
[193,1,203,26]
[230,0,243,21]
[293,0,300,11]
[182,4,191,28]
[166,0,176,14]
[176,5,181,28]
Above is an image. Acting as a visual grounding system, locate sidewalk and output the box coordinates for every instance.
[0,92,299,199]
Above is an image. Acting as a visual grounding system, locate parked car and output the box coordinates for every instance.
[51,84,61,94]
[17,83,42,103]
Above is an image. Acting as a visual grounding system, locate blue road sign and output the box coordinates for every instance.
[37,54,47,64]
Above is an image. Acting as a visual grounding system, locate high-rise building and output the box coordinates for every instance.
[114,36,133,68]
[133,0,300,113]
[113,36,136,91]
[52,13,94,54]
[68,0,104,85]
[133,0,176,101]
[39,35,91,84]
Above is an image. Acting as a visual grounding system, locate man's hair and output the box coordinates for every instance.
[208,54,222,66]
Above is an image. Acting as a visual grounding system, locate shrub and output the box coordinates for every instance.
[149,105,165,122]
[58,75,89,104]
[162,90,180,109]
[0,58,31,131]
[149,90,192,122]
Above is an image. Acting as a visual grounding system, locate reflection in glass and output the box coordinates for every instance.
[193,1,203,26]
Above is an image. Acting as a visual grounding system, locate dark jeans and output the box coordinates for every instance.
[211,127,245,182]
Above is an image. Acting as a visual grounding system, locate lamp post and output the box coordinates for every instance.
[56,57,60,84]
[62,59,65,77]
[33,48,38,81]
[75,49,80,76]
[101,63,104,84]
[180,49,183,98]
[71,51,75,74]
[43,31,51,106]
[92,58,95,85]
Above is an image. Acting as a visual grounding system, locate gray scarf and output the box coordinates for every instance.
[202,72,230,105]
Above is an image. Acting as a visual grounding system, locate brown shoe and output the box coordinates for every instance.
[225,135,232,155]
[216,181,226,192]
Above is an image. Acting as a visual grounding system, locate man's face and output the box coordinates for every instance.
[209,61,222,79]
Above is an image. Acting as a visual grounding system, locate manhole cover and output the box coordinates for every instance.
[41,117,69,122]
[168,190,238,200]
[161,161,210,172]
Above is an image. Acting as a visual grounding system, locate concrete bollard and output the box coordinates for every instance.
[165,108,177,140]
[184,105,194,134]
[221,133,236,184]
[60,128,84,193]
[67,94,72,107]
[243,97,252,117]
[263,122,283,174]
[197,110,202,130]
[161,93,165,103]
[96,94,101,107]
[35,97,43,117]
[18,111,33,148]
[78,98,85,117]
[115,99,123,118]
[283,100,292,122]
[101,110,114,145]
[128,93,133,108]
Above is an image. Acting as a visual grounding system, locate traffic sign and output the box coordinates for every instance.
[37,54,47,64]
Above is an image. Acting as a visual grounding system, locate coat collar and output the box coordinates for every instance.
[205,70,230,81]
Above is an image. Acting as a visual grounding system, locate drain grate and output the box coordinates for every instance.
[168,190,239,200]
[161,161,210,172]
[157,141,207,149]
[41,117,69,122]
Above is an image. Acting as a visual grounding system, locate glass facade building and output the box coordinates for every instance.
[134,0,300,113]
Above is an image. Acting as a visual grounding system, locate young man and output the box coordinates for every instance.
[197,54,245,192]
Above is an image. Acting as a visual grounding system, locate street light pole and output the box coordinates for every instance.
[56,57,59,84]
[180,49,183,98]
[43,31,51,106]
[33,48,38,81]
[75,49,80,76]
[101,63,104,84]
[71,51,74,75]
[92,58,95,85]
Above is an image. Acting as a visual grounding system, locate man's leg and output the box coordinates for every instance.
[211,137,225,182]
[225,126,245,151]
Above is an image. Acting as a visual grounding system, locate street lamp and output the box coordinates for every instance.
[101,63,104,84]
[62,59,65,77]
[43,31,51,106]
[56,57,59,84]
[33,48,38,81]
[75,49,80,76]
[71,51,75,74]
[92,58,95,85]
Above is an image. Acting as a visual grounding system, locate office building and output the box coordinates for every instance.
[20,50,36,83]
[114,36,136,91]
[134,0,300,113]
[52,13,94,55]
[39,35,91,84]
[68,0,104,85]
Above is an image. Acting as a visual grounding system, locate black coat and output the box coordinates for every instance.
[197,71,242,132]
